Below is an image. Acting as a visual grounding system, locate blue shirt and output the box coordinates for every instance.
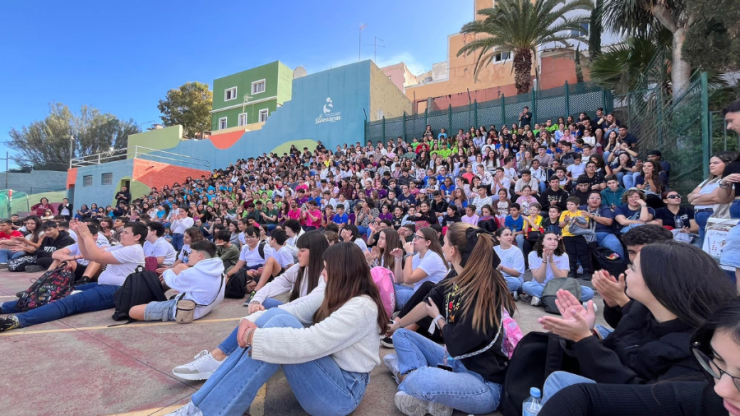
[333,213,348,225]
[504,215,524,232]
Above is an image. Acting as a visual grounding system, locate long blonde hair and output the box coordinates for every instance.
[443,222,515,334]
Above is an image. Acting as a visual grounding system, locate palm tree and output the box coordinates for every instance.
[602,0,695,95]
[456,0,593,95]
[589,34,669,94]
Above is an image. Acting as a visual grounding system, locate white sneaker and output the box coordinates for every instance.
[394,391,452,416]
[584,301,598,312]
[165,402,202,416]
[383,353,401,385]
[172,350,224,381]
[511,291,519,301]
[531,296,542,307]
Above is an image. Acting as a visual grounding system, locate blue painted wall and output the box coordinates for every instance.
[73,159,134,208]
[145,60,373,170]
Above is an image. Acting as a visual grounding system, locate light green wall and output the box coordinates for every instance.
[277,62,293,104]
[127,125,183,157]
[210,101,278,131]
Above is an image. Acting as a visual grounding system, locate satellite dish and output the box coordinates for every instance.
[293,66,307,79]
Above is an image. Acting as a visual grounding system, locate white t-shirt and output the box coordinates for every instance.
[354,238,369,253]
[66,233,111,266]
[411,250,448,291]
[177,244,191,263]
[527,251,570,285]
[239,243,266,267]
[567,163,586,178]
[98,244,145,286]
[494,245,525,280]
[144,237,177,265]
[264,245,293,268]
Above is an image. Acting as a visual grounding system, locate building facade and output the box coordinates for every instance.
[210,61,293,132]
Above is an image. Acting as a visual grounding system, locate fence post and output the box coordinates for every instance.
[402,112,407,142]
[382,116,386,142]
[700,72,710,178]
[564,81,570,118]
[531,88,536,122]
[424,108,428,129]
[448,105,452,135]
[501,94,506,126]
[473,100,478,128]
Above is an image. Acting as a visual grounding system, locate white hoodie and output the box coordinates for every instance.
[163,257,225,320]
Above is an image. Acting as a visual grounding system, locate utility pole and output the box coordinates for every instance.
[69,136,75,169]
[359,24,367,61]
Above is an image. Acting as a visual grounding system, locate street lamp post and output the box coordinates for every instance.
[69,135,75,169]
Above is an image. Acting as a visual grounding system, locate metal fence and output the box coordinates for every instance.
[70,146,211,170]
[365,82,610,142]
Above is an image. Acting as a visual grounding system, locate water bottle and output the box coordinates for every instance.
[674,215,684,230]
[523,387,542,416]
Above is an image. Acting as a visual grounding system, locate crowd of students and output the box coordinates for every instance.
[0,100,739,416]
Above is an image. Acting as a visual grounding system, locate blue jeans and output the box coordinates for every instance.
[521,281,594,302]
[542,371,595,404]
[357,225,372,239]
[171,233,184,251]
[395,284,414,311]
[622,172,635,189]
[539,181,547,194]
[2,283,118,327]
[695,210,713,249]
[595,232,625,259]
[505,276,522,293]
[0,249,27,264]
[594,324,613,339]
[217,299,286,356]
[192,309,369,416]
[515,234,525,252]
[393,328,503,414]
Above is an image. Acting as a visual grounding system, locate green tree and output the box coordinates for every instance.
[457,0,592,95]
[589,35,668,94]
[682,0,740,74]
[602,0,697,95]
[7,103,139,170]
[157,82,213,138]
[588,0,603,61]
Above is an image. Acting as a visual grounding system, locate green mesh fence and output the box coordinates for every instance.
[0,190,31,218]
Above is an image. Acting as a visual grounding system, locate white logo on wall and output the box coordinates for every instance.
[316,97,341,124]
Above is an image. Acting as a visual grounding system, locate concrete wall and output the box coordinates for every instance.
[369,62,412,121]
[127,125,183,158]
[73,159,134,208]
[0,169,67,194]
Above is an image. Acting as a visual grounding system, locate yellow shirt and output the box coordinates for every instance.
[524,215,543,237]
[559,210,589,237]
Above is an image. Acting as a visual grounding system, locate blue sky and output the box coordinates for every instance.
[0,0,476,166]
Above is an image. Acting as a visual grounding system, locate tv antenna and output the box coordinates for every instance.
[364,37,385,62]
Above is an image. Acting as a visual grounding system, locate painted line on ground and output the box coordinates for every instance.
[0,316,243,337]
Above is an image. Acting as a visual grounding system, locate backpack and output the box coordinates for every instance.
[112,267,167,321]
[591,246,627,278]
[499,332,580,416]
[144,256,159,272]
[541,277,581,314]
[225,268,248,299]
[16,263,76,312]
[501,308,524,359]
[370,267,395,317]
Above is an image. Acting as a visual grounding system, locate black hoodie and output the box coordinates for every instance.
[34,230,75,258]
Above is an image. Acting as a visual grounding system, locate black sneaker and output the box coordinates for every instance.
[567,272,577,278]
[380,336,394,348]
[16,291,24,298]
[580,273,593,281]
[24,265,44,273]
[0,315,20,332]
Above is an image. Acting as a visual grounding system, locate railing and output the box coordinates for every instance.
[70,146,211,170]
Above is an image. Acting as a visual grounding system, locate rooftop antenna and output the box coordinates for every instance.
[364,37,385,63]
[359,24,367,61]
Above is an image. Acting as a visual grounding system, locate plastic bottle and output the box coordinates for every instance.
[523,387,542,416]
[674,215,684,230]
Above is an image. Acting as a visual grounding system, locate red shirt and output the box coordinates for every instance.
[0,230,23,240]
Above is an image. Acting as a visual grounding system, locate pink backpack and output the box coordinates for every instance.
[370,267,396,317]
[501,308,524,359]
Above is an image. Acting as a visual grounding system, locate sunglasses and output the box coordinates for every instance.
[666,194,681,199]
[692,344,740,392]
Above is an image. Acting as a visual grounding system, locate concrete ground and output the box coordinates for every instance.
[0,270,604,416]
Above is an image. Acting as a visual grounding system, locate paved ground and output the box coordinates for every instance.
[0,270,604,416]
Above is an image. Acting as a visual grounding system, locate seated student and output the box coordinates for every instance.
[391,227,448,310]
[165,243,387,416]
[47,219,109,283]
[461,204,479,226]
[385,223,514,415]
[494,227,525,297]
[0,219,24,267]
[249,228,294,294]
[570,177,592,206]
[365,227,403,270]
[652,190,698,234]
[143,222,177,266]
[539,298,739,416]
[165,227,205,270]
[504,203,526,252]
[224,226,266,287]
[129,240,225,322]
[21,221,76,273]
[559,196,594,279]
[339,224,369,253]
[600,175,625,210]
[283,219,304,247]
[246,231,328,313]
[0,220,146,331]
[537,242,736,403]
[523,232,594,306]
[581,191,624,259]
[213,230,240,272]
[477,204,498,232]
[332,204,349,228]
[614,189,655,234]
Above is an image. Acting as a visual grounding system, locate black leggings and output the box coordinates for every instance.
[397,281,443,343]
[562,235,592,275]
[540,381,723,416]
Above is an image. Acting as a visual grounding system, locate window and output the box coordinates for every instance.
[224,87,237,101]
[258,109,269,123]
[572,23,589,38]
[238,113,248,126]
[251,79,266,95]
[102,173,113,185]
[493,51,511,63]
[219,117,228,130]
[83,175,92,187]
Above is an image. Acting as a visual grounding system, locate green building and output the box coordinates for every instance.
[210,61,293,131]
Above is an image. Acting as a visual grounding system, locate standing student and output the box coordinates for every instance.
[385,223,514,416]
[391,227,448,310]
[170,209,194,251]
[494,228,526,296]
[0,220,146,331]
[165,243,387,416]
[559,196,594,279]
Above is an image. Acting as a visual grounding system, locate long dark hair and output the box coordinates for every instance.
[379,228,403,270]
[291,231,329,302]
[314,243,388,334]
[533,232,565,257]
[343,224,361,242]
[691,297,740,356]
[639,241,736,329]
[418,227,449,269]
[24,216,43,243]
